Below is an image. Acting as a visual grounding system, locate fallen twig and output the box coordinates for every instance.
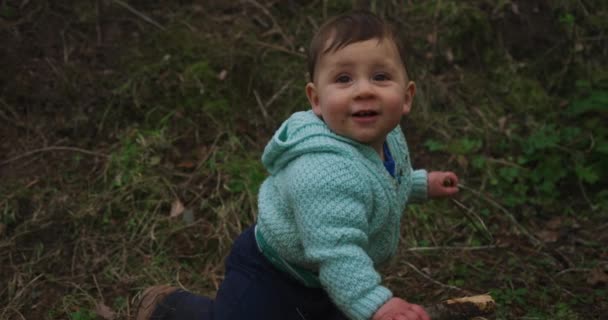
[245,0,293,50]
[252,40,305,58]
[265,80,293,108]
[426,294,496,320]
[112,0,166,31]
[451,199,495,243]
[406,245,496,252]
[459,184,541,246]
[253,90,270,123]
[403,262,465,293]
[0,146,109,167]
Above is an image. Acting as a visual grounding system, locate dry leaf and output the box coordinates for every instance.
[456,155,469,169]
[536,230,559,243]
[95,303,116,320]
[445,48,454,64]
[546,217,563,230]
[170,199,185,218]
[217,69,228,81]
[587,267,608,286]
[176,161,195,169]
[498,116,507,132]
[511,3,520,15]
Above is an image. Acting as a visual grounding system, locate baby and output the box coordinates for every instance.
[137,10,459,320]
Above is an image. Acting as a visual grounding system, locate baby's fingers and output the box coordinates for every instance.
[409,304,430,320]
[392,305,429,320]
[391,310,423,320]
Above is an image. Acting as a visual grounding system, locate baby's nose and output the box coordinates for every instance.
[354,79,375,98]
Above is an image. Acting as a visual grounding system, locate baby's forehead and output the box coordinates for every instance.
[318,37,403,66]
[321,34,394,54]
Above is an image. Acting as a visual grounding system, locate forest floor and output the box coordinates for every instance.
[1,1,607,319]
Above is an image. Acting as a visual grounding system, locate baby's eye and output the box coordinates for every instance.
[336,75,352,83]
[373,73,390,81]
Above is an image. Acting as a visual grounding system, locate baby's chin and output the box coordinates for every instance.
[346,134,387,151]
[326,125,388,146]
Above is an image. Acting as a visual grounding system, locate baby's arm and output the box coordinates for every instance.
[410,170,459,201]
[286,156,392,320]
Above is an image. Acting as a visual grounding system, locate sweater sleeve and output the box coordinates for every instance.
[408,169,428,203]
[283,155,392,320]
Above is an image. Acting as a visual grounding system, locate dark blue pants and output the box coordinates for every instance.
[151,225,348,320]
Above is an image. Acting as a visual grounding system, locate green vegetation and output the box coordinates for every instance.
[1,1,606,319]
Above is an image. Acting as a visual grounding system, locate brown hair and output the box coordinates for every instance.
[307,10,407,82]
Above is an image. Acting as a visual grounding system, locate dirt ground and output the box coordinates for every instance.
[1,1,607,319]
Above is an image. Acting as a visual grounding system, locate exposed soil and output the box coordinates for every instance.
[1,1,606,319]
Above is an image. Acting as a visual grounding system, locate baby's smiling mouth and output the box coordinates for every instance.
[352,110,379,117]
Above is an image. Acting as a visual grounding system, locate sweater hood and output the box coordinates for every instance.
[262,110,363,174]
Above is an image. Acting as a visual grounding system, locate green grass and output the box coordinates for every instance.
[0,1,607,319]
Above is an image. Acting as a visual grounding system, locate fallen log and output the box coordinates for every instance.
[425,294,496,320]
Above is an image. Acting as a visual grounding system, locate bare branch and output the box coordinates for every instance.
[112,0,166,31]
[0,146,109,167]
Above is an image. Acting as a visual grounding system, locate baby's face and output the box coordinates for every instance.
[306,38,415,155]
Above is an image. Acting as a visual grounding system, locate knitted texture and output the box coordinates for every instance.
[257,111,427,320]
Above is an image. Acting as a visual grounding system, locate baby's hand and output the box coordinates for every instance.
[372,297,430,320]
[428,171,459,198]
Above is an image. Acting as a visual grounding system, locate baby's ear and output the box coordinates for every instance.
[306,82,322,116]
[402,81,416,115]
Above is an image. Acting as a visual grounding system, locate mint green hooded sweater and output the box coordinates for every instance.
[256,110,428,320]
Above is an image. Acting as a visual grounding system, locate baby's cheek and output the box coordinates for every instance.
[385,95,406,109]
[323,95,347,110]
